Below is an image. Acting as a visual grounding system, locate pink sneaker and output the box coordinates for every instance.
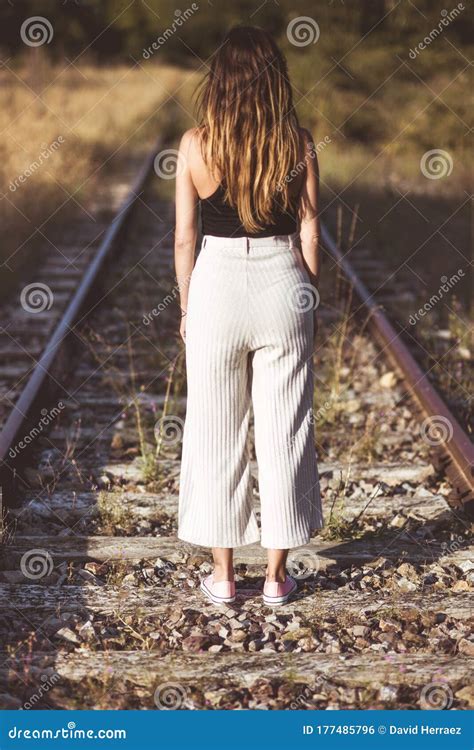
[200,574,236,605]
[263,575,297,606]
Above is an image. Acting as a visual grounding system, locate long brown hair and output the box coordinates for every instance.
[197,26,301,234]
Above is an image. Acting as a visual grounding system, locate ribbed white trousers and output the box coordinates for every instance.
[178,233,323,549]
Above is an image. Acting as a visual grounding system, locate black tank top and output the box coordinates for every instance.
[201,184,297,238]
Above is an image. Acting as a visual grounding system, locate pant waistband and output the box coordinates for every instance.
[202,233,299,252]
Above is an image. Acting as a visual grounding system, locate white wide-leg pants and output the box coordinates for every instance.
[178,233,323,549]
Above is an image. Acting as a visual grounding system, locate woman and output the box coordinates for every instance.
[175,26,323,607]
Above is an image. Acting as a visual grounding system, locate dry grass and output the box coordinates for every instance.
[2,48,470,324]
[0,56,188,277]
[97,492,134,536]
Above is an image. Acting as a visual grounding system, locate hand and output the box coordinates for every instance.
[180,313,187,343]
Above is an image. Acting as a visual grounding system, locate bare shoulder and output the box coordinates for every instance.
[179,127,204,158]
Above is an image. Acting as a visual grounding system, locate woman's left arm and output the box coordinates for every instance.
[174,129,199,342]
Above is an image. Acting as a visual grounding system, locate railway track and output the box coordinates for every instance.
[0,144,472,710]
[321,227,474,514]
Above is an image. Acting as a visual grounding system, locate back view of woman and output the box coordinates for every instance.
[175,26,323,606]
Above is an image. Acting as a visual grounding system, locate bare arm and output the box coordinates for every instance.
[174,129,199,340]
[298,130,320,288]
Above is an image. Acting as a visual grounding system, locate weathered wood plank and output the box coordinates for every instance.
[99,460,435,487]
[2,535,472,567]
[2,652,470,690]
[15,490,451,523]
[0,584,471,620]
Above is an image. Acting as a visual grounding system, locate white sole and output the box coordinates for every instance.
[262,596,290,606]
[200,580,236,605]
[263,581,297,607]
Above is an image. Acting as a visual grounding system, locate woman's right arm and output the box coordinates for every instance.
[174,129,199,342]
[298,129,321,341]
[298,129,320,288]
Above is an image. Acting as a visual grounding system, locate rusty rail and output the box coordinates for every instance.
[321,224,473,515]
[0,142,160,504]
